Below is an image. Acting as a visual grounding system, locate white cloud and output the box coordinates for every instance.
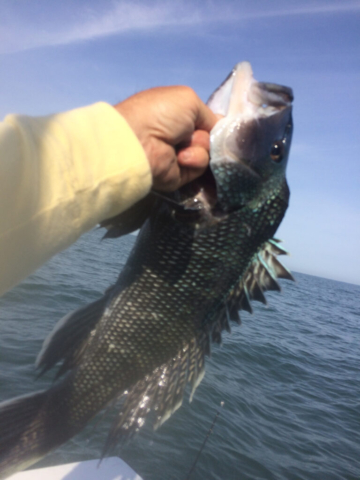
[0,2,199,54]
[1,0,360,55]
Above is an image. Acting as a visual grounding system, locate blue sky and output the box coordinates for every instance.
[1,0,359,285]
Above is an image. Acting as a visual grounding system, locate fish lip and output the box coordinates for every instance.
[253,82,294,108]
[208,62,293,119]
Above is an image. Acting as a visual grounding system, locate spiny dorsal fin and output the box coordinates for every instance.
[268,238,289,255]
[225,238,294,320]
[265,252,295,281]
[227,301,241,324]
[239,285,253,313]
[247,278,267,305]
[257,256,282,292]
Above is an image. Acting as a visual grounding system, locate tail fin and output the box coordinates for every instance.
[0,388,71,479]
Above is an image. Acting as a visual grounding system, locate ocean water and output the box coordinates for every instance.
[0,229,359,480]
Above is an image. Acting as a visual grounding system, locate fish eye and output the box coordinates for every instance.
[270,141,284,163]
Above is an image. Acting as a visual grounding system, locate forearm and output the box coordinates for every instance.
[0,102,151,296]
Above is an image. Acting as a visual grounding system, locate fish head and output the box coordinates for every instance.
[208,62,293,212]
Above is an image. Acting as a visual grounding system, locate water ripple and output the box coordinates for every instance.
[0,231,359,479]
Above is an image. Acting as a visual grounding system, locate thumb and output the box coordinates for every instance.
[194,100,218,132]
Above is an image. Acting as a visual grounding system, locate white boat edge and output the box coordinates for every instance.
[7,457,144,480]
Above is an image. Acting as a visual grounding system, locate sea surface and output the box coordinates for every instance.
[0,229,359,480]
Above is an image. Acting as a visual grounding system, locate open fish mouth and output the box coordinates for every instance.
[180,62,293,214]
[207,62,293,120]
[208,62,293,168]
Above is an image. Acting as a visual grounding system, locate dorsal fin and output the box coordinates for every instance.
[224,238,294,322]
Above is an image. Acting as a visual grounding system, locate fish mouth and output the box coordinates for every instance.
[208,62,293,119]
[178,63,293,214]
[209,62,293,175]
[249,81,293,114]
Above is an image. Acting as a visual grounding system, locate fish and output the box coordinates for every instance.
[0,61,294,479]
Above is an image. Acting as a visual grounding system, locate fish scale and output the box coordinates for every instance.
[65,193,285,413]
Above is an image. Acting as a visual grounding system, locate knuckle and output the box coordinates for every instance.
[178,85,197,101]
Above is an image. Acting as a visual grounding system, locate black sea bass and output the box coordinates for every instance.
[0,62,294,479]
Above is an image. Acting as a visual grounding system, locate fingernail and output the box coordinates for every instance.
[179,150,192,163]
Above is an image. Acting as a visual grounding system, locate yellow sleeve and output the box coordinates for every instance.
[0,102,152,296]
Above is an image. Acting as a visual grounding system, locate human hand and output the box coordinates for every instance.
[114,86,218,191]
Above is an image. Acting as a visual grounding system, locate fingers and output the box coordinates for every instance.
[150,141,181,192]
[176,130,211,188]
[177,147,208,188]
[178,164,207,188]
[152,130,211,192]
[185,130,211,152]
[177,129,210,168]
[194,98,218,132]
[178,145,209,169]
[115,86,220,192]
